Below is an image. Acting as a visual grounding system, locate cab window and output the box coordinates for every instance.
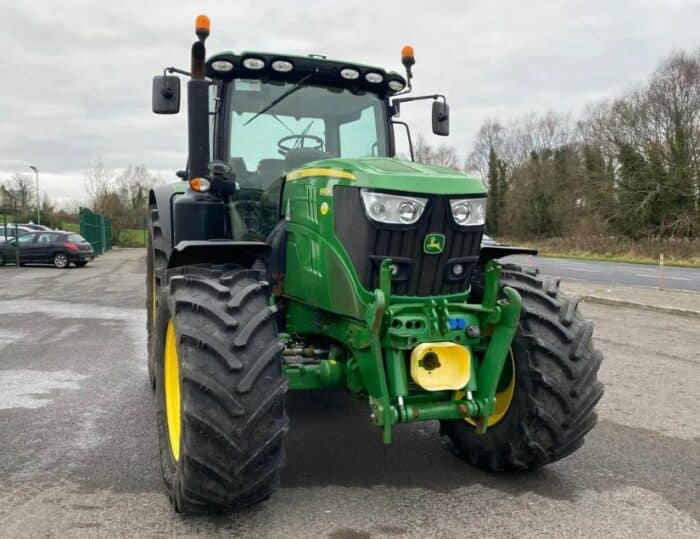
[339,105,383,157]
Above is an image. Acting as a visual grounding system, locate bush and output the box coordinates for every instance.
[116,229,146,248]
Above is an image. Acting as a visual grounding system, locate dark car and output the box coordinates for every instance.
[0,231,95,268]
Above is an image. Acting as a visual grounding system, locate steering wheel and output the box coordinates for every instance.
[277,134,324,155]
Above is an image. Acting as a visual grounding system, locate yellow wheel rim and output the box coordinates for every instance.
[463,349,516,427]
[164,320,181,461]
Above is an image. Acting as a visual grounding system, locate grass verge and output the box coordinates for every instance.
[116,228,146,248]
[501,236,700,268]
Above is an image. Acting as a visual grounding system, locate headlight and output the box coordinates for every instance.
[361,190,427,225]
[450,198,486,226]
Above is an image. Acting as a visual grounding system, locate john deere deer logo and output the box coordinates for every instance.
[423,233,445,254]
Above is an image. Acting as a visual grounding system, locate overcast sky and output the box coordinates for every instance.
[1,0,698,205]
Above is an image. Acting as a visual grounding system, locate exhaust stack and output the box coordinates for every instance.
[188,14,210,181]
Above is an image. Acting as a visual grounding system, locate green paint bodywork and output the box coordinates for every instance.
[167,157,519,443]
[277,157,521,443]
[289,157,486,195]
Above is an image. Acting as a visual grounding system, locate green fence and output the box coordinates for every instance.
[79,207,112,255]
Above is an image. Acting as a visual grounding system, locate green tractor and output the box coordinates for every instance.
[147,15,604,513]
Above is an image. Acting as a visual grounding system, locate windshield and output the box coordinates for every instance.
[228,80,388,175]
[224,80,389,240]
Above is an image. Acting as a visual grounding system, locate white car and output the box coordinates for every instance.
[0,225,35,244]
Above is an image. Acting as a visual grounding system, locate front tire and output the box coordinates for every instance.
[53,253,69,269]
[154,264,288,513]
[440,263,604,471]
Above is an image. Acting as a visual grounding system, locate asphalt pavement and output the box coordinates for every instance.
[0,250,698,537]
[507,255,700,292]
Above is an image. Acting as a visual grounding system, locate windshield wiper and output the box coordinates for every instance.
[244,74,313,126]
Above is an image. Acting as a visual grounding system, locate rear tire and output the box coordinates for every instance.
[146,229,156,389]
[75,261,88,267]
[440,263,604,471]
[154,264,288,513]
[53,253,69,269]
[147,203,169,390]
[0,254,5,266]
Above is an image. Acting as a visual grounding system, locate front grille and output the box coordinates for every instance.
[334,187,483,296]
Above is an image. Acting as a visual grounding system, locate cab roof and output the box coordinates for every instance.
[206,51,406,98]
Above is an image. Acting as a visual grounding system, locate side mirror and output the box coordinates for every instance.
[432,101,450,136]
[152,75,181,114]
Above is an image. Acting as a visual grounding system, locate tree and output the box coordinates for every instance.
[580,50,700,238]
[84,159,112,206]
[466,120,504,177]
[83,160,161,243]
[485,147,501,234]
[413,134,460,169]
[470,48,700,240]
[5,173,35,215]
[580,144,616,227]
[115,165,160,229]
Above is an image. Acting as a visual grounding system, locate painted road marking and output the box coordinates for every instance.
[561,266,598,273]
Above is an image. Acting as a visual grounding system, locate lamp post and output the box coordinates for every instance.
[29,165,39,225]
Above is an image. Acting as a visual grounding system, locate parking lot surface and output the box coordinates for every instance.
[0,250,698,537]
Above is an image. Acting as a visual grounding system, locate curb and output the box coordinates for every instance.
[579,294,700,319]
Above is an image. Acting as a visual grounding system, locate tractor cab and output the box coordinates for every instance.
[153,37,450,241]
[205,52,403,238]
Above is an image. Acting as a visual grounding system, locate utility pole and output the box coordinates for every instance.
[29,165,39,225]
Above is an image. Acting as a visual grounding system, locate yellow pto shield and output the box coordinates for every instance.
[410,342,471,391]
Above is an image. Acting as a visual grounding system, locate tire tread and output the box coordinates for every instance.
[155,265,287,514]
[440,262,604,471]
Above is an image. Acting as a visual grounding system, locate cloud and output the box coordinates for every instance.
[1,0,698,202]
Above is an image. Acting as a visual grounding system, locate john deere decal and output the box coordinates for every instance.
[423,233,445,254]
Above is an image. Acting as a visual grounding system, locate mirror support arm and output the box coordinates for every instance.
[164,66,192,78]
[391,94,446,113]
[391,121,414,161]
[392,94,446,105]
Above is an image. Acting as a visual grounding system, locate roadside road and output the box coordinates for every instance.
[507,254,700,292]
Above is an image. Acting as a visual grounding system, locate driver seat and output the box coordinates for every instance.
[257,159,286,189]
[284,148,326,172]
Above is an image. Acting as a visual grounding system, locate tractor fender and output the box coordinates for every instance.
[478,245,538,265]
[150,183,258,269]
[148,184,180,266]
[169,240,269,268]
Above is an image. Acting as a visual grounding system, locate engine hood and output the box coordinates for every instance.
[286,157,486,196]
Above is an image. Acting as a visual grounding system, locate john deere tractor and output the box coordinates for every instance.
[147,15,604,513]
